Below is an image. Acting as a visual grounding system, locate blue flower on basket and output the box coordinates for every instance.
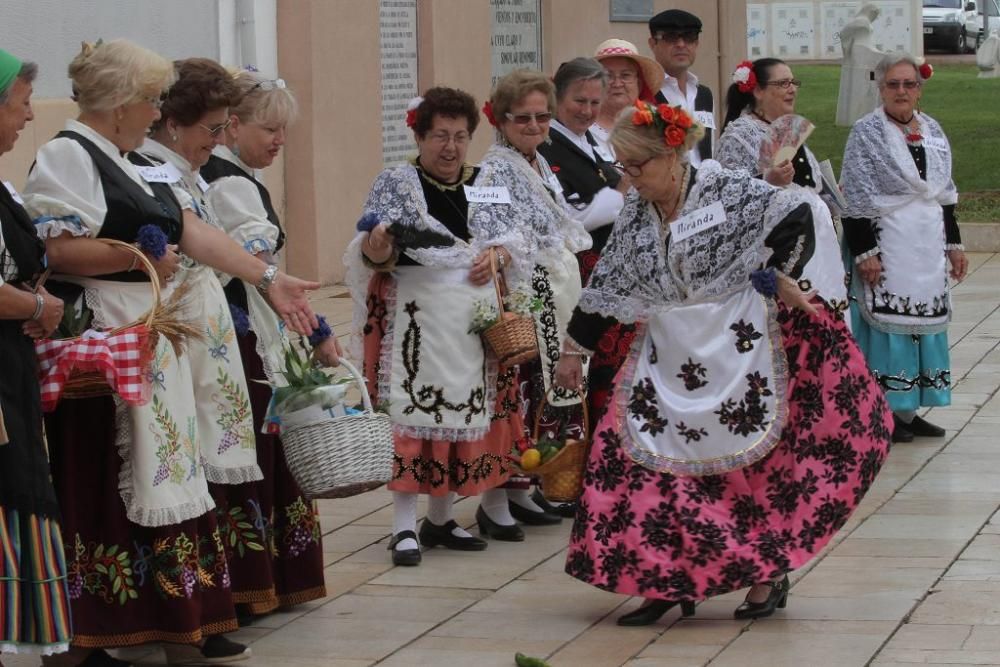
[136,224,168,260]
[750,268,778,297]
[356,212,380,233]
[308,315,333,346]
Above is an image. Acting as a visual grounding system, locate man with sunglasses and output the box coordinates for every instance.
[647,8,714,166]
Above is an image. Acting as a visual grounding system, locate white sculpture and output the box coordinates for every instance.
[976,30,1000,78]
[836,4,884,127]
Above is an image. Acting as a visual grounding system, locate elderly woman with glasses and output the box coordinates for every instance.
[716,58,848,318]
[472,69,593,531]
[590,39,664,159]
[139,59,330,626]
[841,52,966,444]
[201,67,330,616]
[0,48,72,660]
[22,40,320,666]
[555,101,890,627]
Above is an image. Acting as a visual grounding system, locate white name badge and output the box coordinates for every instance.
[694,110,716,130]
[196,174,210,193]
[922,135,948,153]
[135,162,183,184]
[3,181,24,205]
[670,201,726,243]
[463,185,511,204]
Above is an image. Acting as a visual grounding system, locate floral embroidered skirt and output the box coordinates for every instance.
[208,332,326,616]
[45,396,238,648]
[566,303,892,601]
[363,272,512,496]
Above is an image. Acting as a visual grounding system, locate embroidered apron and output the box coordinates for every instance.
[859,196,949,335]
[386,266,496,442]
[794,185,849,318]
[533,247,589,407]
[616,286,789,476]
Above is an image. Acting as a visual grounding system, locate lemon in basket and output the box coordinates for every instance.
[520,448,542,470]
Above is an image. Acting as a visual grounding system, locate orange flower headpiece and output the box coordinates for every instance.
[631,100,698,149]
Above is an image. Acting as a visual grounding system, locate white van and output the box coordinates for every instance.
[923,0,983,52]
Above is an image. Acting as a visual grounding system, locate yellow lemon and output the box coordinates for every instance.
[520,448,542,470]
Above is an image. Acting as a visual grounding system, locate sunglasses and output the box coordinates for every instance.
[504,111,553,125]
[884,79,921,91]
[653,31,700,45]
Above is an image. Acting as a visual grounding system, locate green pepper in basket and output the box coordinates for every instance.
[514,652,551,667]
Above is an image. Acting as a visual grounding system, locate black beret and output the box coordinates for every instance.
[648,9,703,34]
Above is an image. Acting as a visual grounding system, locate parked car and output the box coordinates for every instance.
[923,0,982,53]
[972,0,1000,49]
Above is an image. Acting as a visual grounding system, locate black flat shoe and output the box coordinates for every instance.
[475,506,525,541]
[388,530,422,566]
[532,489,577,518]
[892,416,915,443]
[733,575,789,620]
[617,599,696,626]
[419,519,488,551]
[509,501,562,525]
[907,415,946,438]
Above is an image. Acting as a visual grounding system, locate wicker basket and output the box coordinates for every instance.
[280,359,394,499]
[480,248,539,366]
[45,239,161,399]
[526,393,591,503]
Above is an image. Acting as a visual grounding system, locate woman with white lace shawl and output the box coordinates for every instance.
[841,52,967,444]
[347,87,529,566]
[556,101,891,627]
[716,58,848,316]
[473,70,594,530]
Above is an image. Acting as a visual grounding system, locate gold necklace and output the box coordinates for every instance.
[411,158,475,192]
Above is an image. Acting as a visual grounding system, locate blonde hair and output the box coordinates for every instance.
[490,69,555,121]
[230,70,298,126]
[68,39,174,113]
[609,105,704,162]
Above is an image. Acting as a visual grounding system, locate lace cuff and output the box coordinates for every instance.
[34,214,90,240]
[854,247,881,264]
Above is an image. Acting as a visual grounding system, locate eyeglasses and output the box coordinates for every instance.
[504,111,553,125]
[884,79,921,91]
[606,70,638,84]
[765,79,803,89]
[616,157,654,177]
[198,117,233,136]
[653,31,700,45]
[249,78,286,93]
[426,131,470,145]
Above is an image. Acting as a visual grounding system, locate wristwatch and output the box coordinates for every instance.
[256,264,279,293]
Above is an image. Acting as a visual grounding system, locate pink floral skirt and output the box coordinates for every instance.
[565,303,892,601]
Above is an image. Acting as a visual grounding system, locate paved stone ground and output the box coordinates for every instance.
[9,253,1000,667]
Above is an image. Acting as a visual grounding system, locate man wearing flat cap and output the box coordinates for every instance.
[648,8,714,165]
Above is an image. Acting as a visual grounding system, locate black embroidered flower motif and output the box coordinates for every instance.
[730,319,763,353]
[675,421,709,444]
[565,549,596,581]
[715,372,773,436]
[599,543,641,591]
[629,378,668,436]
[649,340,658,364]
[790,379,824,431]
[677,357,708,391]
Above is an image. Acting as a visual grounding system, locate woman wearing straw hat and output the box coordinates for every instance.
[0,47,72,661]
[23,39,320,666]
[591,38,664,159]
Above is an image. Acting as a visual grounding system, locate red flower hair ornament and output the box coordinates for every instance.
[918,62,933,80]
[732,60,757,93]
[631,100,701,149]
[482,100,498,127]
[405,96,424,129]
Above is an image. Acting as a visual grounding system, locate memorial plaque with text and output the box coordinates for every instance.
[379,0,418,166]
[490,0,542,87]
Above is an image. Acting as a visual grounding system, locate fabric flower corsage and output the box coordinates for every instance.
[918,62,933,80]
[405,96,423,129]
[136,224,168,260]
[631,100,703,151]
[482,100,498,127]
[308,315,333,346]
[229,304,250,337]
[750,268,778,297]
[733,60,757,93]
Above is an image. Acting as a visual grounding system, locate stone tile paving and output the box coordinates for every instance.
[8,253,1000,667]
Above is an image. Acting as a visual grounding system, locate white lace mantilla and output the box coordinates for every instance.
[579,161,808,323]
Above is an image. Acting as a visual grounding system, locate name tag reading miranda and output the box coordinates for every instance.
[135,162,183,184]
[694,110,716,130]
[463,185,511,204]
[669,201,726,242]
[922,135,948,153]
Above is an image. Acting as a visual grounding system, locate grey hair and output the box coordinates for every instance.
[0,61,37,104]
[553,57,607,100]
[875,52,922,87]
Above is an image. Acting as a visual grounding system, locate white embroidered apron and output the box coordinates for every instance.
[385,266,496,442]
[616,286,788,476]
[859,196,950,335]
[176,262,261,484]
[794,185,849,319]
[75,277,215,527]
[533,247,589,407]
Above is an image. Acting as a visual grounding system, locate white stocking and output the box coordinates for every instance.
[426,492,472,538]
[508,487,544,512]
[479,488,516,526]
[392,491,418,550]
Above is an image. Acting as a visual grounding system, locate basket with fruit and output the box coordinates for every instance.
[510,392,590,503]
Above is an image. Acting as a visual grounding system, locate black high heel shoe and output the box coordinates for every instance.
[616,599,696,626]
[475,506,525,541]
[733,575,789,620]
